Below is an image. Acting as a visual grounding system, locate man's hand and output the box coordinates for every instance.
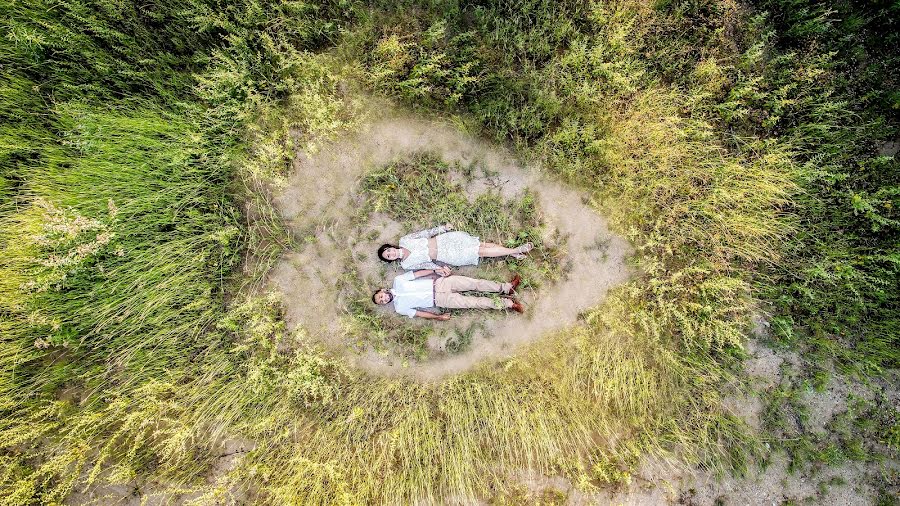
[435,266,452,277]
[436,313,451,321]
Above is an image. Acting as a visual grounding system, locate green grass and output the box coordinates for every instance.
[340,151,566,357]
[0,0,897,503]
[359,151,565,283]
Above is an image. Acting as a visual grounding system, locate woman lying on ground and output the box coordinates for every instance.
[377,223,533,270]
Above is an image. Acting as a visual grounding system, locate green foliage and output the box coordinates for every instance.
[759,0,899,114]
[355,0,899,369]
[1,0,897,502]
[219,293,348,408]
[366,19,484,108]
[344,152,565,356]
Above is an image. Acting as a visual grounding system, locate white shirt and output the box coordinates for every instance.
[391,271,434,318]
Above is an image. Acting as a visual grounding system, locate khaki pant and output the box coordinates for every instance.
[434,276,512,310]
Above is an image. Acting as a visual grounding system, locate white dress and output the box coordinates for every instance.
[436,231,480,266]
[398,225,480,270]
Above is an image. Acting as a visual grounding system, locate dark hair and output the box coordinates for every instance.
[377,244,398,262]
[372,289,386,304]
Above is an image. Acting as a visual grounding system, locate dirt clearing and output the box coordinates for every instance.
[268,105,631,380]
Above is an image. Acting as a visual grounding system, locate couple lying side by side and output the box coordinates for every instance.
[373,225,532,320]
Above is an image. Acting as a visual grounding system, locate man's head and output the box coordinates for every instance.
[377,244,401,262]
[372,289,393,305]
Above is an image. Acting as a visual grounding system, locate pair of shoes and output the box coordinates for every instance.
[509,298,525,313]
[511,242,534,260]
[507,274,521,295]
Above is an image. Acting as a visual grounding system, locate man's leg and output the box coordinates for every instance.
[442,275,512,294]
[435,291,513,310]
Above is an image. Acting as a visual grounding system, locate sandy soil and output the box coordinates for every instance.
[268,104,631,380]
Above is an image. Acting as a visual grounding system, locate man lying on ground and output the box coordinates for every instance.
[372,266,524,320]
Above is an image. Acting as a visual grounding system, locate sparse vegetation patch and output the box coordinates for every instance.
[336,151,565,357]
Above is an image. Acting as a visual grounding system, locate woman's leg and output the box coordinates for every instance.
[478,242,533,259]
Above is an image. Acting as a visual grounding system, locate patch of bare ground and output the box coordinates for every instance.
[65,438,256,505]
[268,104,632,380]
[64,473,191,506]
[499,336,899,505]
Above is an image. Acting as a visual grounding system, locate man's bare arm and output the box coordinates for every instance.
[415,310,450,321]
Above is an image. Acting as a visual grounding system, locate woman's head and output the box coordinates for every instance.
[377,244,401,262]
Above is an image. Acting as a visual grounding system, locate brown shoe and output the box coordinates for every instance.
[507,274,521,295]
[509,298,524,313]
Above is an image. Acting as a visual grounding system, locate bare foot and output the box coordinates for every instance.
[511,242,533,260]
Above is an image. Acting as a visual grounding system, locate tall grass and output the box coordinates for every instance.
[0,0,895,503]
[194,317,750,504]
[0,0,356,502]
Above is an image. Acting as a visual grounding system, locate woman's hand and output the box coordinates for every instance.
[437,313,451,321]
[435,266,452,277]
[444,222,454,231]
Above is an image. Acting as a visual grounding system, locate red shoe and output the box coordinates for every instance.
[507,274,521,295]
[509,299,524,313]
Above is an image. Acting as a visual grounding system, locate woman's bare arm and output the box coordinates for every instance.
[403,224,450,240]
